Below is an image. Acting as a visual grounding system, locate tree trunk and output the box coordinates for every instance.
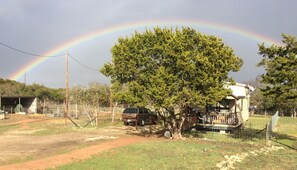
[170,109,187,139]
[292,108,297,118]
[161,106,192,139]
[112,102,117,123]
[171,122,183,139]
[171,117,179,139]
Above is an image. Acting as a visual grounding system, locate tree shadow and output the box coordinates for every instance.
[123,123,297,149]
[230,127,267,141]
[124,124,168,138]
[182,125,297,150]
[182,129,211,138]
[271,132,297,150]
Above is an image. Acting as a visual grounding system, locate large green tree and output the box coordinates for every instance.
[101,27,243,138]
[257,34,297,117]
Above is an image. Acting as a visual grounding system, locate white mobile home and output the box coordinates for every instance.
[227,83,254,122]
[196,83,254,130]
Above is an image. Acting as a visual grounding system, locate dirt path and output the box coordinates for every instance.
[0,136,150,170]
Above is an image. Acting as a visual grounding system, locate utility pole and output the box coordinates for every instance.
[65,51,69,126]
[109,85,113,121]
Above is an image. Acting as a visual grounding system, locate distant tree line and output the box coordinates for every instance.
[243,76,277,115]
[69,82,111,107]
[0,78,111,108]
[0,78,65,102]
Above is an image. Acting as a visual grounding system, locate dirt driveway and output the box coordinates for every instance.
[0,115,154,170]
[0,136,149,170]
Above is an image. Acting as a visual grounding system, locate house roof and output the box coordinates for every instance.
[227,83,255,99]
[0,96,36,99]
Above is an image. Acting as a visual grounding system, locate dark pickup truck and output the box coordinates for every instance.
[122,107,158,126]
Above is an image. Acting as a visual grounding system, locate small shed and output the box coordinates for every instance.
[0,96,38,114]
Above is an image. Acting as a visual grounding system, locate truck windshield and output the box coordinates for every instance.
[123,108,138,114]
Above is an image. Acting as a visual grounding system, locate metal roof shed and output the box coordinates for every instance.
[0,96,38,114]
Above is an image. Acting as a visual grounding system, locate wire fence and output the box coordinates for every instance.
[41,104,125,127]
[44,104,124,117]
[228,111,279,143]
[231,124,267,141]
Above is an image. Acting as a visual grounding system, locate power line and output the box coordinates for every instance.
[0,41,99,72]
[0,41,64,57]
[68,53,99,72]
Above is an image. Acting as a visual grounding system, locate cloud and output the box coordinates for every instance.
[0,0,296,88]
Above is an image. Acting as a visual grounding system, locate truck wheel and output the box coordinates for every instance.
[164,130,172,138]
[140,120,145,126]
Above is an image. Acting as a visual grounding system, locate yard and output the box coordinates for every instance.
[0,114,296,169]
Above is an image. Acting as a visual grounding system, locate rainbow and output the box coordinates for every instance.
[10,19,283,81]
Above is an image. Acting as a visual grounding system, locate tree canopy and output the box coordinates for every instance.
[101,27,243,138]
[69,82,110,107]
[257,34,297,117]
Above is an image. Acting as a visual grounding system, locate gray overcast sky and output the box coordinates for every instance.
[0,0,296,88]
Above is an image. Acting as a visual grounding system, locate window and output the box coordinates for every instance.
[123,108,138,114]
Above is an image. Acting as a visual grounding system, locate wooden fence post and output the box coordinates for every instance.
[266,123,269,145]
[96,109,99,128]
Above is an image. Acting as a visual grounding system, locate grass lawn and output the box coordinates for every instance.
[236,148,297,170]
[272,117,297,150]
[55,140,258,170]
[0,123,20,134]
[56,115,297,170]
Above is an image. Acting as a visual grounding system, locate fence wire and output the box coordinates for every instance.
[41,104,124,127]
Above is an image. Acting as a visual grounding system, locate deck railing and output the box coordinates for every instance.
[198,112,238,125]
